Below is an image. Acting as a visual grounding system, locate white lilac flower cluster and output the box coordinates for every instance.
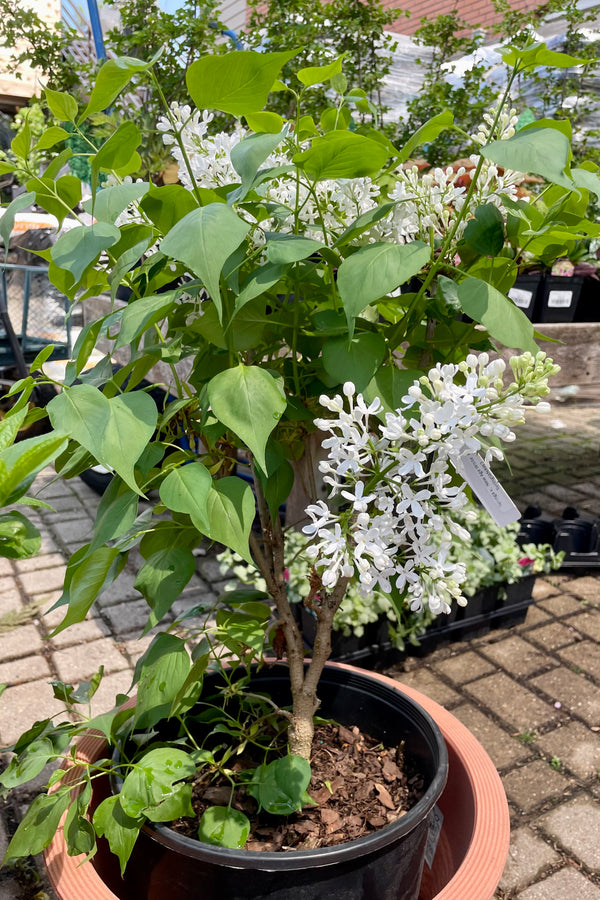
[154,100,525,250]
[303,351,558,616]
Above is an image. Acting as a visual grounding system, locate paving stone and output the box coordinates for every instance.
[464,672,558,732]
[53,638,130,684]
[450,703,531,770]
[388,668,460,708]
[0,878,26,900]
[13,553,67,574]
[537,591,585,616]
[520,603,552,626]
[0,624,43,662]
[539,797,600,870]
[498,826,560,893]
[430,650,495,684]
[0,654,51,685]
[567,577,600,604]
[46,616,109,647]
[0,680,67,746]
[0,559,13,577]
[559,641,600,683]
[502,758,572,813]
[0,582,23,617]
[17,564,67,595]
[0,810,9,859]
[479,635,548,677]
[531,578,560,600]
[95,571,141,607]
[519,867,600,900]
[47,516,93,546]
[88,669,135,719]
[101,599,153,636]
[536,721,600,781]
[573,610,600,642]
[531,668,600,728]
[527,620,583,651]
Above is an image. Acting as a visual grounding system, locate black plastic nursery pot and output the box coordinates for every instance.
[535,275,585,323]
[507,273,543,320]
[50,665,448,900]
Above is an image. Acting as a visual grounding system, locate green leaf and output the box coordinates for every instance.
[3,791,70,862]
[230,130,287,199]
[135,546,196,632]
[293,131,390,180]
[258,456,294,520]
[93,796,141,876]
[572,167,600,202]
[169,654,209,718]
[297,55,345,87]
[160,204,250,321]
[322,333,386,392]
[265,234,325,265]
[483,128,573,190]
[139,183,198,232]
[215,608,268,657]
[0,737,55,791]
[80,54,161,122]
[84,182,149,223]
[26,175,81,227]
[114,292,178,349]
[92,121,142,173]
[456,277,538,352]
[49,546,125,636]
[50,223,121,282]
[364,367,422,417]
[501,41,590,70]
[47,385,157,494]
[32,126,70,152]
[186,50,298,116]
[207,365,286,472]
[336,202,397,247]
[205,477,256,565]
[119,746,195,824]
[90,478,139,551]
[244,111,285,133]
[44,87,79,122]
[133,633,191,729]
[462,203,505,256]
[0,193,36,253]
[0,433,67,506]
[159,462,212,532]
[234,263,288,313]
[337,241,430,329]
[198,807,250,849]
[0,511,41,559]
[248,755,311,815]
[397,110,453,164]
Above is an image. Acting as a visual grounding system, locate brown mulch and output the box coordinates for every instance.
[171,722,425,851]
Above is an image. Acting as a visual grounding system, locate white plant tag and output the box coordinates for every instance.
[547,289,573,308]
[424,805,444,868]
[455,452,520,526]
[508,287,533,309]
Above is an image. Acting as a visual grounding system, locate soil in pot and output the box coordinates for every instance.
[94,664,448,900]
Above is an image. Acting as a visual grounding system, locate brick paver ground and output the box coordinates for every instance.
[0,386,599,899]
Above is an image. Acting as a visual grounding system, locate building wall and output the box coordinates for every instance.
[219,0,248,33]
[0,0,61,110]
[379,0,548,35]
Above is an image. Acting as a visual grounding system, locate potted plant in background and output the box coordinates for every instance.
[0,40,593,900]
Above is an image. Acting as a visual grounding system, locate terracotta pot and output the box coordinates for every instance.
[43,664,509,900]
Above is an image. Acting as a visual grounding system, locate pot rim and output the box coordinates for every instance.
[43,661,510,900]
[140,661,448,870]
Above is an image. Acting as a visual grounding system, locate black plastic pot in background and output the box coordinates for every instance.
[507,273,543,321]
[518,505,600,567]
[535,275,585,323]
[95,665,448,900]
[574,276,600,322]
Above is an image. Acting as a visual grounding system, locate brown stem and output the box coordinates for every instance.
[287,576,350,759]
